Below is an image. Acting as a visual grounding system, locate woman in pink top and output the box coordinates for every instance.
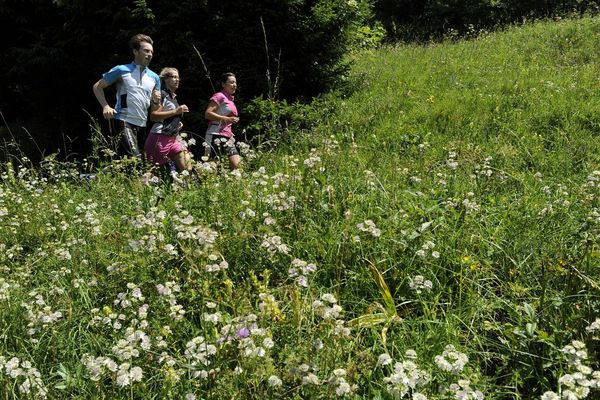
[204,72,241,170]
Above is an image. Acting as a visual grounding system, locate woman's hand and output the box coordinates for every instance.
[224,116,239,124]
[177,104,189,115]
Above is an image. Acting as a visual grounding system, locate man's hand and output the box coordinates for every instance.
[152,90,161,105]
[102,105,116,120]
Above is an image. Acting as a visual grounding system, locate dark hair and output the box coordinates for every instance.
[220,72,236,84]
[129,34,153,51]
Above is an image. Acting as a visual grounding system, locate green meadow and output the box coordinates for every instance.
[1,16,600,399]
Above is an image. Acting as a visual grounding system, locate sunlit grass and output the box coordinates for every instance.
[1,16,600,400]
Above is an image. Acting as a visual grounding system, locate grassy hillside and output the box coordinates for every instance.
[1,17,600,399]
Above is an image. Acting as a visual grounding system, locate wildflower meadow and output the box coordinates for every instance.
[1,16,600,399]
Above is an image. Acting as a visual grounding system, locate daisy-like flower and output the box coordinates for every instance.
[434,345,468,374]
[409,275,433,294]
[268,375,283,387]
[384,359,430,398]
[586,318,600,333]
[377,353,392,367]
[261,235,290,255]
[561,340,587,366]
[313,294,343,320]
[129,366,143,382]
[357,219,381,237]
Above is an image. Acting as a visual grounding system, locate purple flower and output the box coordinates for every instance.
[235,327,250,338]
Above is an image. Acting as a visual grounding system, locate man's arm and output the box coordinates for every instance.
[92,79,116,120]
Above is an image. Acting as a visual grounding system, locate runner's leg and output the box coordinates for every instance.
[120,122,142,159]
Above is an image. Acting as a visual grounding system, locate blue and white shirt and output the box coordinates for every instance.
[102,62,160,127]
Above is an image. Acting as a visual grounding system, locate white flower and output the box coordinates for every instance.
[434,345,468,374]
[116,370,130,387]
[129,366,143,382]
[562,341,588,366]
[383,359,430,398]
[254,347,266,357]
[313,298,343,320]
[447,379,484,400]
[561,390,579,400]
[357,219,381,237]
[409,275,433,294]
[299,364,310,372]
[559,374,576,388]
[322,293,337,304]
[105,359,118,372]
[335,380,352,396]
[203,312,222,324]
[296,275,308,287]
[378,353,392,366]
[302,372,320,385]
[586,318,600,333]
[578,364,593,375]
[260,235,290,254]
[268,375,282,387]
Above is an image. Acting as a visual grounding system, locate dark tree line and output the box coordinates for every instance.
[0,0,371,158]
[0,0,598,159]
[375,0,600,41]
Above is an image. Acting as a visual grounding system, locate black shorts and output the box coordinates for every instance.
[113,119,147,159]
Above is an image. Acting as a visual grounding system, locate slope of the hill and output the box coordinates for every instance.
[1,17,600,399]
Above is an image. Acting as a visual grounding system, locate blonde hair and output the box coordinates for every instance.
[159,67,179,81]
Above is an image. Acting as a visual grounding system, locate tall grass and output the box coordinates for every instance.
[1,16,600,399]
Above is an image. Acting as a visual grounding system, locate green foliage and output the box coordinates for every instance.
[351,22,387,51]
[243,96,327,150]
[131,0,154,21]
[2,15,600,400]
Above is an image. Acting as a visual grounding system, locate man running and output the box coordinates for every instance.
[92,33,161,159]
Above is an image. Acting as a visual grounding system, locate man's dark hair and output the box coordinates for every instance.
[129,34,153,51]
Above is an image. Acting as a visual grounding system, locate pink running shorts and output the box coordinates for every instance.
[144,133,184,166]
